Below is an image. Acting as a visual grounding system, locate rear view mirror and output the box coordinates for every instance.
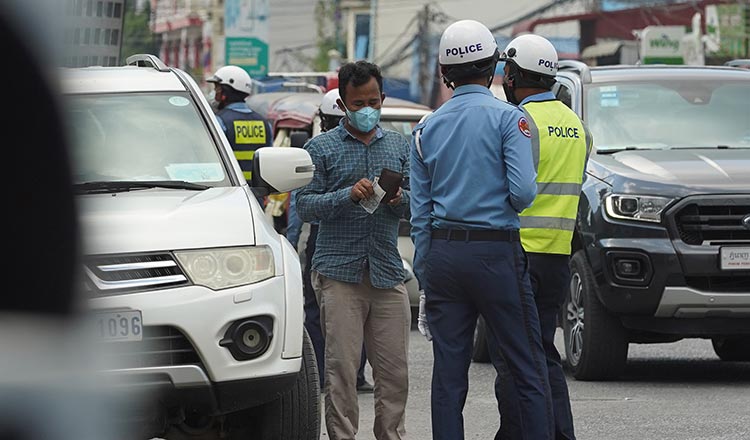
[251,147,314,196]
[290,131,310,148]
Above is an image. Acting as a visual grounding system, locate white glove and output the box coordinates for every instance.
[417,290,432,342]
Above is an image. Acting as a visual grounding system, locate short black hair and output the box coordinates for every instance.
[338,60,383,104]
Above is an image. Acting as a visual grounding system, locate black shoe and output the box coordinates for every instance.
[357,380,374,394]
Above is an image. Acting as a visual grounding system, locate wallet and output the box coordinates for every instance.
[378,168,404,203]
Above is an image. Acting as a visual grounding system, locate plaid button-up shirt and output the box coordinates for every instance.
[296,123,410,289]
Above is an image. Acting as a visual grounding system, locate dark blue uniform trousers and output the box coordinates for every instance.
[493,253,575,440]
[424,239,554,440]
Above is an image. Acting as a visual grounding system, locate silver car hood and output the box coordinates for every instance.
[78,187,255,255]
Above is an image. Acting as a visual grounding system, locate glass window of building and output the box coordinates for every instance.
[111,29,119,46]
[97,1,103,17]
[104,28,111,45]
[106,2,113,17]
[84,28,91,44]
[86,0,93,16]
[114,2,122,18]
[94,28,101,45]
[74,28,81,45]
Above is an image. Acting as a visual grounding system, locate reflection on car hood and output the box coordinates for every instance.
[78,187,255,254]
[589,148,750,195]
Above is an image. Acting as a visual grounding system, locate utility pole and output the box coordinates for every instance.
[417,4,430,105]
[369,0,377,61]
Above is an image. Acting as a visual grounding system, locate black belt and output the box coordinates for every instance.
[431,229,520,242]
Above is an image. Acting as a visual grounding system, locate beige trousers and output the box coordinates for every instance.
[312,270,410,440]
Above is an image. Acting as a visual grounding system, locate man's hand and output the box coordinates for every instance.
[417,290,432,342]
[386,187,402,206]
[350,178,374,202]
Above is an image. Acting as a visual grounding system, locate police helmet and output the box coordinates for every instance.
[500,33,559,78]
[206,65,253,95]
[319,88,345,117]
[438,20,500,88]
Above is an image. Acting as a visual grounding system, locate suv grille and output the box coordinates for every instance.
[672,200,750,245]
[84,252,189,296]
[99,326,202,369]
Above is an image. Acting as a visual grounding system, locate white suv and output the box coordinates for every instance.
[61,54,319,439]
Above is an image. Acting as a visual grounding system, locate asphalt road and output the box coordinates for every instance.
[322,326,750,440]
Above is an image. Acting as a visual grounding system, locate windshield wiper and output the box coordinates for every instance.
[596,146,641,155]
[74,180,210,194]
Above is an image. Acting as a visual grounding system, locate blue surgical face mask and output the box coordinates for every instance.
[344,105,381,133]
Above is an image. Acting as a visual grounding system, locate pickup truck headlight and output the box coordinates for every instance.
[605,194,674,223]
[175,246,275,290]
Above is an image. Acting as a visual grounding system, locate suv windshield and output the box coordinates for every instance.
[66,92,229,185]
[585,80,750,151]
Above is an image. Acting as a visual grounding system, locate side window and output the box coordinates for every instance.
[556,83,573,109]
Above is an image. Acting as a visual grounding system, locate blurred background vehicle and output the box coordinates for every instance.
[725,59,750,69]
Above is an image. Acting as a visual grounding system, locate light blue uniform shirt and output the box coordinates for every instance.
[409,84,537,284]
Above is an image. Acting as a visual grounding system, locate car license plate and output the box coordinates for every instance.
[93,310,143,342]
[720,247,750,270]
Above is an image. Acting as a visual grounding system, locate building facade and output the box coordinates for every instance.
[63,0,126,67]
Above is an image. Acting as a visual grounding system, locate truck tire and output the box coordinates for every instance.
[563,251,628,380]
[472,315,490,363]
[228,328,321,440]
[712,336,750,362]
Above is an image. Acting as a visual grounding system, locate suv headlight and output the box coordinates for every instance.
[605,194,674,223]
[175,246,275,290]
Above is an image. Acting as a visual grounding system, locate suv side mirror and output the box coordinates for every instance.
[290,131,310,148]
[251,147,314,196]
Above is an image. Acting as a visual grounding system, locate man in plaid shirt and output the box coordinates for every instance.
[296,60,411,440]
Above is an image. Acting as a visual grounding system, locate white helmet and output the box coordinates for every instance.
[319,88,345,117]
[206,65,253,95]
[439,19,498,66]
[500,34,559,77]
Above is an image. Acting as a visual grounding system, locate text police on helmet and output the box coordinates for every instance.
[438,20,500,89]
[439,19,498,66]
[207,65,254,95]
[500,33,559,77]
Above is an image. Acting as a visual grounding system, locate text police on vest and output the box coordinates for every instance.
[446,43,484,58]
[548,126,579,138]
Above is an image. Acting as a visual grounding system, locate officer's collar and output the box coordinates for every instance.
[520,91,556,106]
[224,101,253,112]
[452,84,494,97]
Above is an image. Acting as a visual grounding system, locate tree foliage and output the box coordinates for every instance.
[313,0,340,71]
[121,0,159,59]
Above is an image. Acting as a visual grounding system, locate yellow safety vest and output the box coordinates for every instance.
[519,99,592,255]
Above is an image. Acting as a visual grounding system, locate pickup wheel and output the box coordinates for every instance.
[472,315,490,363]
[711,336,750,361]
[227,328,321,440]
[563,251,628,380]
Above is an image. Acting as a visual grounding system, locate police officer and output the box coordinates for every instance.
[493,34,592,440]
[410,19,554,440]
[207,65,273,205]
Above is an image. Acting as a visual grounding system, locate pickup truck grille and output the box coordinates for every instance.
[99,326,202,369]
[83,252,189,295]
[672,199,750,245]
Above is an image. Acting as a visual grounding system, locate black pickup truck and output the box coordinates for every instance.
[472,62,750,380]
